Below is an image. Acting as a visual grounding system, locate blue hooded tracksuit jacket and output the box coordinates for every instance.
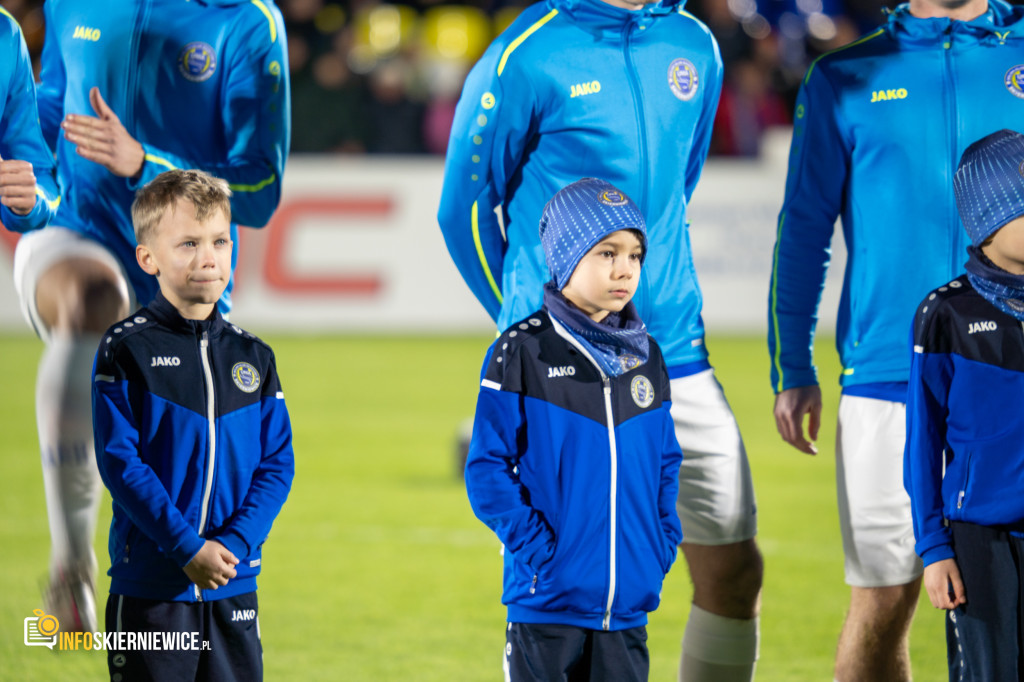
[769,0,1024,396]
[0,9,59,233]
[93,293,295,602]
[437,0,722,372]
[38,0,290,312]
[465,311,683,631]
[904,276,1024,566]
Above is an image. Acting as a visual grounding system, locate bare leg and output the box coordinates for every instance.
[834,581,921,682]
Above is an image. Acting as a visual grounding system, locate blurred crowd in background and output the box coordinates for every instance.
[4,0,894,157]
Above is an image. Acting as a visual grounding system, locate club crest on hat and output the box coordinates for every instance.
[1005,65,1024,99]
[231,362,261,393]
[179,42,217,83]
[599,189,628,207]
[620,354,642,372]
[630,375,655,408]
[668,58,699,101]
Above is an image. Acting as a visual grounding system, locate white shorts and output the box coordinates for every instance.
[836,395,923,587]
[13,227,131,342]
[671,369,758,545]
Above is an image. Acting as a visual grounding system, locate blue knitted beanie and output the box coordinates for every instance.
[539,178,647,289]
[955,129,1024,246]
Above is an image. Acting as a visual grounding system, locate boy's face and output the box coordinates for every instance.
[982,215,1024,276]
[561,229,643,322]
[135,198,232,320]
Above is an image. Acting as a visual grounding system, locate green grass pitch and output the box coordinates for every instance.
[0,332,945,680]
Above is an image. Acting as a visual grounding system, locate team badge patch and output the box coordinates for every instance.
[178,42,217,82]
[1005,65,1024,99]
[231,362,261,393]
[599,188,628,206]
[630,375,655,408]
[668,58,699,101]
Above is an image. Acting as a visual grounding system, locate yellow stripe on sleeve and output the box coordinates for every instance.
[497,9,557,77]
[250,0,278,43]
[228,174,277,193]
[472,200,503,305]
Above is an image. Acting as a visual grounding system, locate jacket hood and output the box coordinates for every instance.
[886,0,1024,44]
[547,0,686,35]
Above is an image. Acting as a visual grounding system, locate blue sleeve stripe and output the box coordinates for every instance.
[497,9,558,77]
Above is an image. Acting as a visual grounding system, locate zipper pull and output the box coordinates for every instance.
[530,574,537,594]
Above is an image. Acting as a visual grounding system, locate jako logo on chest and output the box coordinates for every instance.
[570,81,601,98]
[150,356,181,367]
[968,320,997,334]
[870,88,908,102]
[547,365,576,378]
[73,26,101,41]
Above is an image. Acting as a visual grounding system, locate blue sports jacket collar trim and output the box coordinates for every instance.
[887,0,1024,42]
[548,0,683,35]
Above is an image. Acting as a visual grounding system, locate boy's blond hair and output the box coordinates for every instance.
[132,169,232,244]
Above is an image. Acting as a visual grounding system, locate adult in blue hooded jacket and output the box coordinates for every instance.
[768,0,1024,678]
[0,9,59,234]
[438,0,761,679]
[12,0,290,635]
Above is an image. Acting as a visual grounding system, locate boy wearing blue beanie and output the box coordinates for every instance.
[905,128,1024,679]
[465,178,683,681]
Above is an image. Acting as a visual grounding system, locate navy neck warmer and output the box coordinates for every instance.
[543,282,649,377]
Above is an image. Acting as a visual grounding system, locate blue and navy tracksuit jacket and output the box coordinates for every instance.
[904,275,1024,567]
[437,0,722,372]
[0,9,59,233]
[38,0,290,313]
[465,310,683,631]
[769,0,1024,398]
[92,293,294,602]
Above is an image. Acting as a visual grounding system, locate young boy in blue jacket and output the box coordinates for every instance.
[905,129,1024,679]
[465,178,683,681]
[92,169,295,681]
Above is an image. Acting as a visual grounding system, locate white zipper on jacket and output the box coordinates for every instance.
[549,316,618,630]
[196,331,217,601]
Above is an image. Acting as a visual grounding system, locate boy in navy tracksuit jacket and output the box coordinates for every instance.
[465,178,683,681]
[92,169,294,681]
[905,129,1024,680]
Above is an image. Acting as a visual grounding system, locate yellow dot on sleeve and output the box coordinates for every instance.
[473,135,483,145]
[471,174,479,181]
[477,114,488,127]
[472,155,480,163]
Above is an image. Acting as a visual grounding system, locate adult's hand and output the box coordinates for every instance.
[61,87,145,178]
[773,385,822,455]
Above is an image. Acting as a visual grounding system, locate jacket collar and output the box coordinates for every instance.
[547,0,684,37]
[886,0,1024,45]
[147,291,227,338]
